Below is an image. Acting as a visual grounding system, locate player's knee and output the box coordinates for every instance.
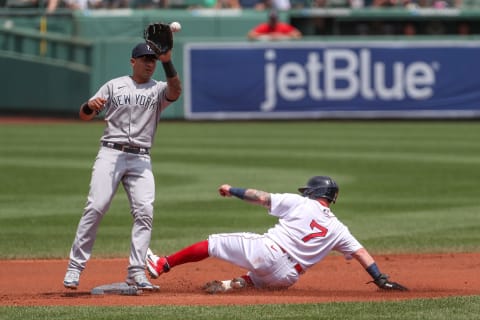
[132,203,154,225]
[134,214,153,229]
[86,200,111,216]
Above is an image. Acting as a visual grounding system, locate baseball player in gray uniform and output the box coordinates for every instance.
[63,41,181,290]
[146,176,408,293]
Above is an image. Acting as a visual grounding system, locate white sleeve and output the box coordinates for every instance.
[91,81,112,101]
[333,226,364,259]
[89,81,113,114]
[269,193,304,219]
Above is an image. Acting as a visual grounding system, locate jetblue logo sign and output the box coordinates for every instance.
[261,49,437,112]
[185,42,480,119]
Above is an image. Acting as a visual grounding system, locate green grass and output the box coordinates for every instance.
[1,120,479,319]
[1,121,479,257]
[1,296,480,320]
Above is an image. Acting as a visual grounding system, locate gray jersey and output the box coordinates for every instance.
[91,75,171,148]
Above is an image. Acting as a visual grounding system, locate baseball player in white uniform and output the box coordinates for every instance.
[146,176,408,293]
[63,42,181,290]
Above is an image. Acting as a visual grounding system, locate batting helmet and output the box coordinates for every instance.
[298,176,339,203]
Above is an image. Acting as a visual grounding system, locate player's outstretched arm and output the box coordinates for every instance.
[352,248,409,291]
[163,71,181,104]
[218,184,271,209]
[158,50,182,106]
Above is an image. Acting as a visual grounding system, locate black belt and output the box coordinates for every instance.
[102,141,149,155]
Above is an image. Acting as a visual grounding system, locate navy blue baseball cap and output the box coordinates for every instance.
[131,43,157,58]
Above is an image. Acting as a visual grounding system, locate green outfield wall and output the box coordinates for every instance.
[0,9,274,117]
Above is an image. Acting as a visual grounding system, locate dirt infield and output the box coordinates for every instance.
[1,253,479,306]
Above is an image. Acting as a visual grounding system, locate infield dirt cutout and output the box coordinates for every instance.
[1,253,479,306]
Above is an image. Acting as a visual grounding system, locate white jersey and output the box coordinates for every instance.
[91,75,172,148]
[265,193,363,270]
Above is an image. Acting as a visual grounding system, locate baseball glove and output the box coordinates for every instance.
[370,274,409,291]
[144,22,173,56]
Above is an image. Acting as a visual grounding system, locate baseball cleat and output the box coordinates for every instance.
[231,277,247,289]
[146,248,170,279]
[203,280,226,294]
[63,270,81,289]
[125,273,159,291]
[203,277,247,294]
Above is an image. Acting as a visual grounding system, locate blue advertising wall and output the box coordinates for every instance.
[184,41,480,120]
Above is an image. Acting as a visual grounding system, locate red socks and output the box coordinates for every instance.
[164,240,254,288]
[240,274,254,286]
[166,240,209,268]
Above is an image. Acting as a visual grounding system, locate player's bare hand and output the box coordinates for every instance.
[218,184,232,197]
[88,97,107,112]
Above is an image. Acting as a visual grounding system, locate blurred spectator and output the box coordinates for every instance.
[311,0,327,6]
[403,22,417,35]
[327,0,350,6]
[247,10,302,41]
[289,0,309,8]
[402,0,463,6]
[415,0,437,6]
[214,0,241,8]
[350,0,365,7]
[131,0,168,8]
[254,0,292,10]
[457,21,470,35]
[371,0,398,6]
[46,0,103,12]
[103,0,130,7]
[364,0,463,7]
[433,0,463,7]
[311,0,356,6]
[239,0,260,8]
[272,0,291,9]
[402,0,418,7]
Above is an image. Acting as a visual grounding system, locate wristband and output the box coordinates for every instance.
[229,187,246,200]
[165,94,177,103]
[162,61,177,78]
[366,262,381,280]
[82,103,93,115]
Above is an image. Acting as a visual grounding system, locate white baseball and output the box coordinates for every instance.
[170,22,182,33]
